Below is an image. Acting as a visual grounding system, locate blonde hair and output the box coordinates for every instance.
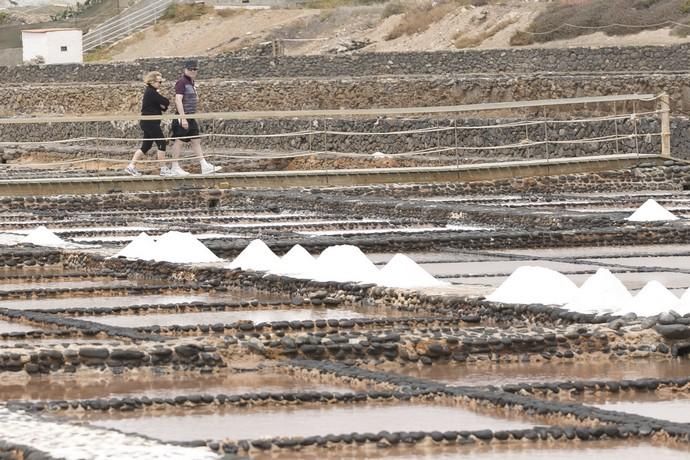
[143,71,163,85]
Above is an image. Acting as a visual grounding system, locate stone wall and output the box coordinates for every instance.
[2,44,690,82]
[5,74,688,114]
[0,115,673,161]
[0,48,21,67]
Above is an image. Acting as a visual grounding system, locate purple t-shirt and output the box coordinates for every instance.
[174,74,198,115]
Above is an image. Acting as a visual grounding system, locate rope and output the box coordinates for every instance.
[524,20,690,36]
[0,110,659,146]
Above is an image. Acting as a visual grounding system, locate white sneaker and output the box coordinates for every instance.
[125,165,141,176]
[201,161,222,175]
[170,164,190,176]
[160,166,174,177]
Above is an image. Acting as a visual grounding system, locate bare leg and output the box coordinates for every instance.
[171,139,182,169]
[191,139,204,165]
[128,149,144,169]
[156,149,167,170]
[194,139,220,173]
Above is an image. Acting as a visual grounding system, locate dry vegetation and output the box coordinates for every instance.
[511,0,690,45]
[160,3,214,22]
[453,16,518,48]
[384,0,506,40]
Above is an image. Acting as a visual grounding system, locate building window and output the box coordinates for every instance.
[60,46,67,52]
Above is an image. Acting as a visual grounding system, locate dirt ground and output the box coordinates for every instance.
[100,1,690,61]
[5,0,690,61]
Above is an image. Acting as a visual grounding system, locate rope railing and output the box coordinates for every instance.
[0,110,661,147]
[0,93,668,171]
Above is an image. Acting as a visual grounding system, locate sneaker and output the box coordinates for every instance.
[200,161,222,175]
[125,165,141,176]
[170,164,190,176]
[160,166,174,177]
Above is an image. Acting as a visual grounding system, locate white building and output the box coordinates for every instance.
[21,28,83,65]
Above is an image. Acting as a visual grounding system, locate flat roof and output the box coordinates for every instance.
[21,28,82,33]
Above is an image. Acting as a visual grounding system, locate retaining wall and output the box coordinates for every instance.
[2,45,690,82]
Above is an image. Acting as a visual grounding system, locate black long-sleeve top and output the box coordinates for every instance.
[141,85,170,115]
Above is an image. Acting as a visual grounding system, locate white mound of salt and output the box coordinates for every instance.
[228,239,280,271]
[21,226,66,247]
[617,280,679,316]
[115,232,157,260]
[270,244,317,278]
[565,268,632,314]
[378,253,446,288]
[626,199,678,222]
[487,266,578,305]
[311,245,381,284]
[153,231,220,264]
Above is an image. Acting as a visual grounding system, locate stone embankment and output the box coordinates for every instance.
[3,45,690,82]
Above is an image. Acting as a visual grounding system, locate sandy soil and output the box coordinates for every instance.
[10,1,690,61]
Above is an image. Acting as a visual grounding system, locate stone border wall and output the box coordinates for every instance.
[5,74,687,114]
[0,115,667,161]
[3,45,690,82]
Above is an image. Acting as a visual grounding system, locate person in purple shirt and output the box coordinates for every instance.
[125,71,170,176]
[168,59,221,176]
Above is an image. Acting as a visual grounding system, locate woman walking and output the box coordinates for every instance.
[125,71,171,176]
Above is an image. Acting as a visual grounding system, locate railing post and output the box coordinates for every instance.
[659,92,671,158]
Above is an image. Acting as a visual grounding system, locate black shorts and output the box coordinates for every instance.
[171,118,201,142]
[139,120,166,154]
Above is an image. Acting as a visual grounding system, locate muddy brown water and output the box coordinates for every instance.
[0,292,292,311]
[594,399,690,424]
[420,260,603,278]
[0,319,38,333]
[77,309,368,327]
[76,403,534,442]
[0,279,141,291]
[486,245,690,259]
[0,371,355,401]
[388,359,690,387]
[249,442,690,460]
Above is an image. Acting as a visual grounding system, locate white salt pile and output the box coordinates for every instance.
[677,289,690,315]
[378,253,446,288]
[617,280,679,316]
[270,244,317,278]
[116,231,220,264]
[116,232,157,260]
[311,245,381,284]
[626,199,679,222]
[21,226,66,247]
[486,266,578,305]
[228,239,280,271]
[154,231,220,264]
[565,268,632,314]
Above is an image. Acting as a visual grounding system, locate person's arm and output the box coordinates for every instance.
[155,92,169,111]
[175,94,187,128]
[174,79,187,128]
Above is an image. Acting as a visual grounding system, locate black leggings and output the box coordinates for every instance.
[139,120,167,154]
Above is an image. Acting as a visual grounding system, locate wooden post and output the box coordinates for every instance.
[660,92,671,158]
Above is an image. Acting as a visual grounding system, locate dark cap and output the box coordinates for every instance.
[184,59,198,69]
